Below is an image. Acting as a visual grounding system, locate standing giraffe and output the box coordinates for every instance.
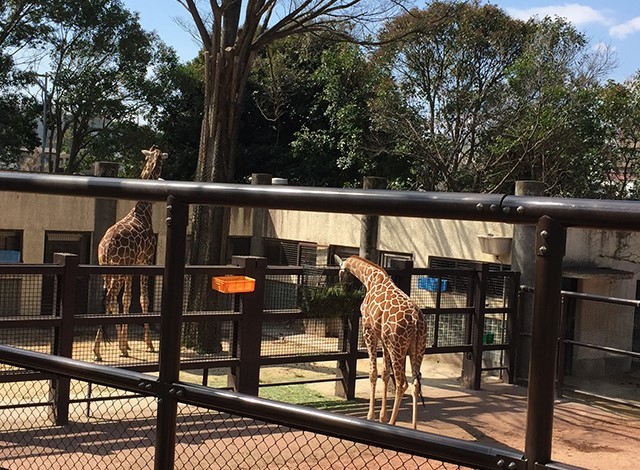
[93,145,167,361]
[334,255,427,429]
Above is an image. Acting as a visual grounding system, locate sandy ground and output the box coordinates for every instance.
[0,338,638,469]
[302,356,640,470]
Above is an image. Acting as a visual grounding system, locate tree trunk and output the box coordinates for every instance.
[185,47,252,353]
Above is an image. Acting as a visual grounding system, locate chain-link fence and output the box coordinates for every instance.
[0,350,522,470]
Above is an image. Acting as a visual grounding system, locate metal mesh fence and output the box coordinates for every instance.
[0,378,156,469]
[174,404,471,470]
[410,273,473,310]
[0,375,480,470]
[0,274,57,317]
[562,296,640,404]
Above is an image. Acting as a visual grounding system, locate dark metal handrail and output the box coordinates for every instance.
[0,344,525,470]
[3,171,640,230]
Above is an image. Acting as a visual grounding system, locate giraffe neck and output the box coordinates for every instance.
[344,256,388,290]
[130,201,153,224]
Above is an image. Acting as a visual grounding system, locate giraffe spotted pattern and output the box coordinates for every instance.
[93,146,167,361]
[336,255,427,429]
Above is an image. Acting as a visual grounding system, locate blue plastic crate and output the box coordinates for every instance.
[417,276,447,292]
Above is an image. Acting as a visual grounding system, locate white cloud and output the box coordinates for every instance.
[609,16,640,39]
[507,3,612,27]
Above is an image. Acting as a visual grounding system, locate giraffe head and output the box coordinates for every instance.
[140,145,168,180]
[334,254,348,283]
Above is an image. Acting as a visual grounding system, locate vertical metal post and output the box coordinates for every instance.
[155,196,188,470]
[227,256,267,396]
[556,295,568,398]
[336,309,360,400]
[462,263,488,390]
[50,252,78,425]
[505,271,520,384]
[524,216,566,470]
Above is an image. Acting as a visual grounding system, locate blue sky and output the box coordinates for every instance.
[123,1,640,82]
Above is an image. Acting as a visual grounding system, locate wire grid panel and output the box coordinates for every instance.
[434,313,470,348]
[262,318,346,357]
[82,273,164,316]
[174,404,472,470]
[0,273,58,316]
[0,328,55,375]
[0,379,156,469]
[264,274,302,311]
[410,274,472,310]
[563,297,639,404]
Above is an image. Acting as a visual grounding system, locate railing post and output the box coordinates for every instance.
[556,294,568,398]
[392,259,413,295]
[155,196,189,470]
[228,256,267,396]
[335,309,360,400]
[462,263,488,390]
[50,252,78,425]
[524,216,566,470]
[505,271,520,384]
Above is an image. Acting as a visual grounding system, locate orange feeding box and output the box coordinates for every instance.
[212,275,256,294]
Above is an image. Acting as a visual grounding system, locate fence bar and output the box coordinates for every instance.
[462,263,489,390]
[524,216,566,470]
[154,196,189,470]
[50,253,79,425]
[0,345,152,391]
[227,256,267,395]
[5,171,640,230]
[177,382,526,470]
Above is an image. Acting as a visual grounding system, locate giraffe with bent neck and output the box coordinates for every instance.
[335,255,427,429]
[93,145,167,361]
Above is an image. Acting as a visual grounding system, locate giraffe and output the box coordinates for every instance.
[93,145,168,361]
[334,255,427,429]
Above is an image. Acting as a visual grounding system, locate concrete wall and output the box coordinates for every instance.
[265,210,513,266]
[1,191,168,264]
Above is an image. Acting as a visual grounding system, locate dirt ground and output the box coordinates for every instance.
[1,338,639,469]
[301,356,640,470]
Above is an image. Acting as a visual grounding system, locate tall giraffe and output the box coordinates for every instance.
[334,255,427,429]
[93,145,167,361]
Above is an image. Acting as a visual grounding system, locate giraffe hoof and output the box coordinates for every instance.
[146,346,155,353]
[94,356,103,362]
[120,351,129,358]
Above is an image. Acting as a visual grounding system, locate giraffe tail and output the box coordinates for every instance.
[414,372,426,407]
[98,325,113,343]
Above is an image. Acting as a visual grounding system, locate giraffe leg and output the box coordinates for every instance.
[388,350,409,426]
[379,347,392,423]
[94,327,103,362]
[140,275,155,353]
[409,333,427,429]
[119,276,132,357]
[364,328,378,422]
[95,276,120,362]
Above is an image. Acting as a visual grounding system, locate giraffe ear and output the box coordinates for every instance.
[141,149,152,158]
[333,254,344,267]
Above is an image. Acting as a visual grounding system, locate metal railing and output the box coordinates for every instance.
[4,171,640,469]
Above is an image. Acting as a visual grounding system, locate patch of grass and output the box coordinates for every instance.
[258,384,363,412]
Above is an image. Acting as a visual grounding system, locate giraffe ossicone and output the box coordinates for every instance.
[93,145,167,362]
[335,254,427,429]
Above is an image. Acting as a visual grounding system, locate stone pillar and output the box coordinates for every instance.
[250,173,272,256]
[512,180,546,382]
[359,177,387,263]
